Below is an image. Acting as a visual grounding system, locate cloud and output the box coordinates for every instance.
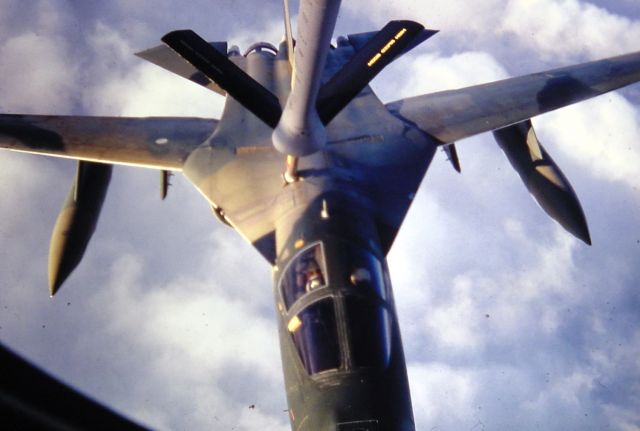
[345,0,640,75]
[227,16,287,54]
[63,21,223,117]
[535,94,640,189]
[0,33,78,113]
[74,252,287,429]
[408,363,477,427]
[1,2,639,431]
[375,50,509,102]
[342,0,505,34]
[500,0,640,61]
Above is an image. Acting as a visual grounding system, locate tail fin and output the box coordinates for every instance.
[316,21,436,125]
[135,42,228,95]
[161,30,282,128]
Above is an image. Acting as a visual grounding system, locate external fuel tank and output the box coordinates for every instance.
[493,120,591,245]
[48,161,112,295]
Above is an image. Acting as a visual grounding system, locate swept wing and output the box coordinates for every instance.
[386,51,640,144]
[0,115,215,170]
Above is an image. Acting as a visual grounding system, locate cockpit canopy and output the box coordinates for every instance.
[280,243,327,310]
[279,242,392,376]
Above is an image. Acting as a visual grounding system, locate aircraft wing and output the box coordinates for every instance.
[1,342,149,429]
[386,51,640,144]
[0,114,216,170]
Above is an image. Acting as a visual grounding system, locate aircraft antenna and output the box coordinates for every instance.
[282,0,298,183]
[283,0,295,71]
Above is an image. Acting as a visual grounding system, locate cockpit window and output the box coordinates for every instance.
[288,298,340,374]
[281,243,327,309]
[345,296,391,369]
[348,248,387,301]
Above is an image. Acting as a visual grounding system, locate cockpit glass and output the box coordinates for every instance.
[288,298,340,374]
[345,296,391,369]
[281,243,327,309]
[348,248,387,301]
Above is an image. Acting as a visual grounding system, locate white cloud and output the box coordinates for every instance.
[72,248,286,429]
[0,33,77,113]
[227,17,287,54]
[80,22,224,117]
[405,225,583,354]
[500,0,640,60]
[345,0,640,67]
[425,276,486,350]
[385,51,509,101]
[408,363,477,427]
[603,404,640,431]
[88,62,225,117]
[342,0,505,33]
[0,154,61,214]
[535,94,640,189]
[1,2,639,431]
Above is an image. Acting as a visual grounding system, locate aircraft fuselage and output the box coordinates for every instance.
[273,188,415,430]
[180,44,438,430]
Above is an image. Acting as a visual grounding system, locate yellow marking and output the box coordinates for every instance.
[286,154,298,171]
[367,52,382,67]
[277,302,284,312]
[394,28,407,40]
[367,28,409,68]
[535,165,565,188]
[380,38,396,54]
[288,315,302,332]
[236,146,273,154]
[284,154,299,184]
[294,239,305,249]
[526,127,543,161]
[291,64,296,90]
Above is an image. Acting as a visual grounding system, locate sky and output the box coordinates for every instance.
[0,1,639,430]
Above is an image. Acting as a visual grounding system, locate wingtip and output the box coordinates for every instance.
[580,232,592,246]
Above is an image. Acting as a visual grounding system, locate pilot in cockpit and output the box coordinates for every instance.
[295,254,325,291]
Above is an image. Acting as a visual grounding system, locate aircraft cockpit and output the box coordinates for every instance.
[281,243,328,309]
[278,242,392,376]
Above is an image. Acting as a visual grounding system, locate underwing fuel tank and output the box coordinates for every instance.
[48,161,113,296]
[493,120,591,245]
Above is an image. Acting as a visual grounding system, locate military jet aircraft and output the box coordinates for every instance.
[1,0,639,429]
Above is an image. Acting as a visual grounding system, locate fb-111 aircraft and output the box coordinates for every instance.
[1,0,639,429]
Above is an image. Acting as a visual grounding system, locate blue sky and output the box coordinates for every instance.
[0,1,639,430]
